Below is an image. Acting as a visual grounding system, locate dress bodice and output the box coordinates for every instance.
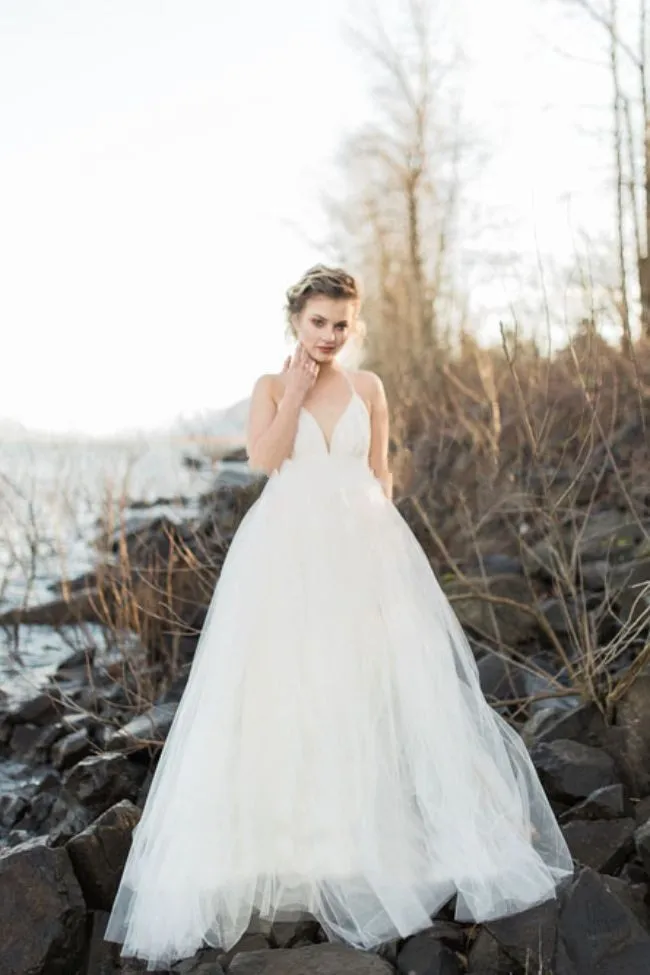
[291,385,371,463]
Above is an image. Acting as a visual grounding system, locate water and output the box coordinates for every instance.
[0,436,225,691]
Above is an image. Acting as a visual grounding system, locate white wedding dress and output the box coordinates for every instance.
[104,370,573,970]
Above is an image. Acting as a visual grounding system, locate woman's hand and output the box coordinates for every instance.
[281,343,319,406]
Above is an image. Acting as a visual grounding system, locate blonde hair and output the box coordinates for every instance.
[284,264,366,341]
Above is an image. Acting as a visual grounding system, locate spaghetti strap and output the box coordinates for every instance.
[340,368,357,397]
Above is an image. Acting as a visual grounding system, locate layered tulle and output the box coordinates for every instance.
[104,441,573,970]
[105,385,574,967]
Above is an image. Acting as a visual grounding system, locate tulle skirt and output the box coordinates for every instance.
[104,455,573,970]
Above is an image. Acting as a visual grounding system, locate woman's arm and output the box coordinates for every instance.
[366,372,393,500]
[245,374,302,474]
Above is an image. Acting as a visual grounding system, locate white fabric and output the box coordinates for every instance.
[104,373,574,970]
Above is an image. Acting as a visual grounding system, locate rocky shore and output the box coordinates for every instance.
[2,451,650,974]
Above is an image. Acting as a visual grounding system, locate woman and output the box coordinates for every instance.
[104,264,573,970]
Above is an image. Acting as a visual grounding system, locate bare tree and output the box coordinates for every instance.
[556,0,650,340]
[611,0,634,353]
[323,0,471,386]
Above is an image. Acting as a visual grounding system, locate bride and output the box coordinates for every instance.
[104,264,573,970]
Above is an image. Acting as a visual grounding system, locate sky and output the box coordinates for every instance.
[0,0,620,436]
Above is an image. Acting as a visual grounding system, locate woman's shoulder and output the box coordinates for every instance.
[349,369,386,400]
[250,370,287,406]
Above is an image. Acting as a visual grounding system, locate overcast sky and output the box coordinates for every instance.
[0,0,616,436]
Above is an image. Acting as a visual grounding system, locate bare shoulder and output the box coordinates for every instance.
[250,371,286,407]
[350,369,387,407]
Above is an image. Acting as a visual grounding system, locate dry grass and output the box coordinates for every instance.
[2,325,650,732]
[373,323,650,717]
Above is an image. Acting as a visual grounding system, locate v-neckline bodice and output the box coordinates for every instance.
[299,370,368,455]
[301,390,360,454]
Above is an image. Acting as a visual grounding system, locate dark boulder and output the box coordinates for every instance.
[65,799,141,911]
[530,738,619,803]
[556,866,650,974]
[561,817,636,873]
[62,751,145,815]
[0,836,86,975]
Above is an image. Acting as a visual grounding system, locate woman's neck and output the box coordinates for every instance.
[312,359,341,378]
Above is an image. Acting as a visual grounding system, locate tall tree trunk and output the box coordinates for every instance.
[639,0,650,337]
[611,0,633,355]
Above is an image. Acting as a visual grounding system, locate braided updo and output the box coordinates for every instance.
[284,264,365,340]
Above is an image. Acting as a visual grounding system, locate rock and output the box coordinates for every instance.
[530,738,619,802]
[5,690,58,725]
[0,794,29,830]
[182,453,207,470]
[480,554,524,576]
[220,446,248,464]
[612,670,650,796]
[418,919,466,951]
[633,795,650,825]
[214,464,262,489]
[80,910,119,975]
[103,701,177,753]
[156,663,192,705]
[599,874,650,928]
[66,799,141,910]
[129,494,192,510]
[521,663,581,714]
[228,944,394,975]
[48,570,98,596]
[45,794,94,847]
[51,728,93,770]
[215,931,272,970]
[476,653,527,705]
[62,751,145,814]
[9,720,65,761]
[619,859,649,885]
[561,818,636,873]
[580,560,610,591]
[556,865,650,973]
[0,836,86,975]
[396,929,463,975]
[171,948,227,973]
[0,589,103,626]
[539,596,580,636]
[197,478,266,541]
[560,784,628,822]
[633,818,650,877]
[5,828,32,848]
[528,700,607,748]
[466,928,502,973]
[104,513,191,562]
[18,790,57,832]
[443,574,537,647]
[610,558,650,627]
[60,709,100,734]
[0,761,60,832]
[54,645,95,674]
[486,896,559,972]
[521,706,577,747]
[266,919,323,949]
[528,511,648,577]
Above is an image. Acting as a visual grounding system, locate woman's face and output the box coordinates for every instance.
[291,295,356,364]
